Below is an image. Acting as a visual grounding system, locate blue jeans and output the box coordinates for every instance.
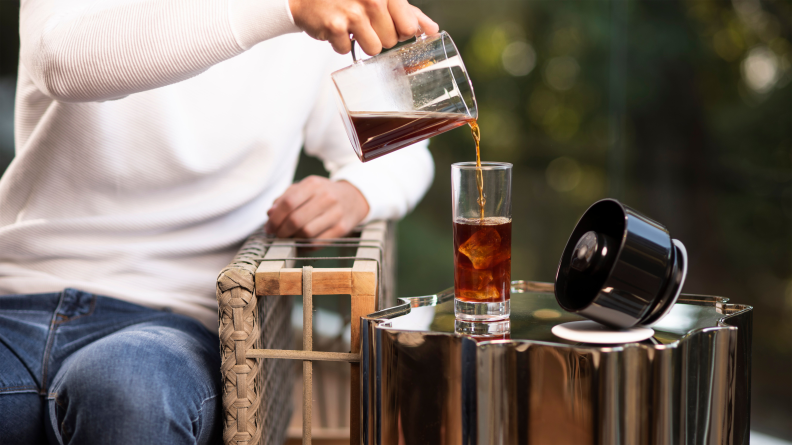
[0,288,222,444]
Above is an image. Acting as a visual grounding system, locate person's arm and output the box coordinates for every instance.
[19,0,299,102]
[20,0,438,103]
[264,65,434,238]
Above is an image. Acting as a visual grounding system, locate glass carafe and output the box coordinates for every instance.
[331,31,477,162]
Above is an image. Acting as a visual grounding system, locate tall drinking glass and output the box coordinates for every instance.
[331,31,477,162]
[452,162,512,321]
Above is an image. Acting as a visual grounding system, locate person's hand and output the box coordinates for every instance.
[264,176,370,238]
[289,0,439,56]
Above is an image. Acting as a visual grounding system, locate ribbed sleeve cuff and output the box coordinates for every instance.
[228,0,302,50]
[331,162,405,224]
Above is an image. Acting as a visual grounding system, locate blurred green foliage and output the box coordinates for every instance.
[1,0,790,439]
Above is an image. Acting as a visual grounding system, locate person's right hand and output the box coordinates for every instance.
[289,0,439,56]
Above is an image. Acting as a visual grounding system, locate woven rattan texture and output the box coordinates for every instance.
[217,230,293,445]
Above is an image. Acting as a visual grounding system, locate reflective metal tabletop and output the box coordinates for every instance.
[359,281,752,445]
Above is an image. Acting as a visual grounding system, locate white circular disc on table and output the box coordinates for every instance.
[551,321,654,344]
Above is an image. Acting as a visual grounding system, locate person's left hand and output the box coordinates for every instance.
[264,176,370,238]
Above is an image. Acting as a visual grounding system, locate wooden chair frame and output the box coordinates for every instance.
[217,222,389,445]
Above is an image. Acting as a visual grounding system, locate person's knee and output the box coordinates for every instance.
[50,325,222,443]
[64,326,220,392]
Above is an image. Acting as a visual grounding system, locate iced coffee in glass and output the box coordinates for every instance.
[452,162,512,321]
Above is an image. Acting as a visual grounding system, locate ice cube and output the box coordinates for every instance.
[456,266,493,291]
[459,227,502,270]
[457,285,502,301]
[490,250,511,267]
[492,259,511,283]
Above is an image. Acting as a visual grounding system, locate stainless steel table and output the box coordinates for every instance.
[360,281,752,445]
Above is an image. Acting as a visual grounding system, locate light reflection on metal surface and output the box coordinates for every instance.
[360,281,752,445]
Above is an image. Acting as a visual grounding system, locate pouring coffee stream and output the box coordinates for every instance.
[469,120,486,219]
[337,33,501,310]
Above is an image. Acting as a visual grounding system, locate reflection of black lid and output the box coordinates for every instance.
[555,199,687,329]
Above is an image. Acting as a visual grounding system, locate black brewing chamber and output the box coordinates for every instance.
[555,199,687,329]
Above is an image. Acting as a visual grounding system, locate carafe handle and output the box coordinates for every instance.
[351,39,359,63]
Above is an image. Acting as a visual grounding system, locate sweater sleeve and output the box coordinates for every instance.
[19,0,300,103]
[303,54,435,223]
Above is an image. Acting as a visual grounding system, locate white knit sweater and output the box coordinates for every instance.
[0,0,434,330]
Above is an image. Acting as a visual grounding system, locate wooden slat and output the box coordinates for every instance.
[255,241,296,295]
[303,266,312,445]
[352,222,384,300]
[383,220,397,308]
[247,349,360,362]
[351,267,377,300]
[287,428,351,441]
[350,293,376,445]
[276,268,352,296]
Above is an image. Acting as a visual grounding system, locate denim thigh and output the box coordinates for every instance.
[47,317,222,445]
[0,289,222,445]
[0,292,61,444]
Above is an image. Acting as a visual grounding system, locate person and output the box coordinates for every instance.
[0,0,437,443]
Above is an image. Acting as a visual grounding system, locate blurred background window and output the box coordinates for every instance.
[0,0,789,441]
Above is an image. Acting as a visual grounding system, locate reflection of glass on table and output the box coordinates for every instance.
[452,162,512,321]
[454,319,511,341]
